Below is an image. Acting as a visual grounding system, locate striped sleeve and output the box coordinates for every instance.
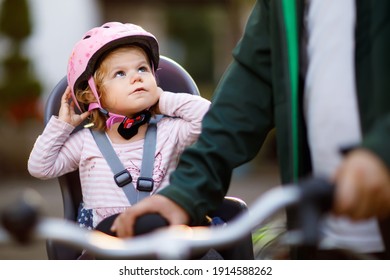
[27,116,83,179]
[158,91,210,147]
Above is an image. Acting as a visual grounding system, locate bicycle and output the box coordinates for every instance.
[0,177,378,260]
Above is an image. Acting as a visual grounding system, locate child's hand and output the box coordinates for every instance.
[150,87,163,114]
[58,86,90,127]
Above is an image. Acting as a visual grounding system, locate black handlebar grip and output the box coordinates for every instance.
[96,213,169,237]
[133,213,169,236]
[296,177,335,249]
[0,189,41,244]
[299,177,335,213]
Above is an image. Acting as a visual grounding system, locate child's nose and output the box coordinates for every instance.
[130,72,142,83]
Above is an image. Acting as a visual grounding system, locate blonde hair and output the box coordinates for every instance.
[75,66,107,131]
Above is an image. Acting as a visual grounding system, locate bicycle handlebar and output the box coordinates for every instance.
[0,177,334,259]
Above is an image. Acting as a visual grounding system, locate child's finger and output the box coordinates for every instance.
[69,101,76,114]
[61,86,71,104]
[80,111,91,121]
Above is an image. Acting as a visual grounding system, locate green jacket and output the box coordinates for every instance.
[159,0,390,252]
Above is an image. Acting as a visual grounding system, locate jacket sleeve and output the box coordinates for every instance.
[158,0,275,225]
[355,1,390,170]
[361,117,390,169]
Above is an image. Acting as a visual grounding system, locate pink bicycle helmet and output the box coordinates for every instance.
[67,22,159,127]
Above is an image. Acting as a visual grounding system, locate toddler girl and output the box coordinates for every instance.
[28,22,210,229]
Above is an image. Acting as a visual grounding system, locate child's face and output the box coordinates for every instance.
[99,46,159,117]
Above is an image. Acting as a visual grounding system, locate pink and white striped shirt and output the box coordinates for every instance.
[28,91,210,226]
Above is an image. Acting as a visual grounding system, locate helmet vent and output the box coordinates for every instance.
[83,35,91,40]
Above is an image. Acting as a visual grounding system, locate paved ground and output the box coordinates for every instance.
[0,161,282,260]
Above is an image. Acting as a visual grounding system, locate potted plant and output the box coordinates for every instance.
[0,0,42,123]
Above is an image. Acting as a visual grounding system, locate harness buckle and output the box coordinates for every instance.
[137,177,154,192]
[114,170,132,188]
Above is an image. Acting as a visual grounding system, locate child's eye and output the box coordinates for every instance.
[138,66,149,73]
[114,71,126,77]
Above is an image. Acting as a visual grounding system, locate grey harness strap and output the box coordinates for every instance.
[90,115,162,205]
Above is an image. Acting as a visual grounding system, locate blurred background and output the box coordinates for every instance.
[0,0,281,259]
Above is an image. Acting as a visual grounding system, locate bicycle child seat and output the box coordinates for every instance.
[44,56,254,260]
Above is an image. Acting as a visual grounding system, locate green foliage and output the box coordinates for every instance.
[0,0,42,120]
[166,7,214,83]
[0,0,32,42]
[1,54,42,103]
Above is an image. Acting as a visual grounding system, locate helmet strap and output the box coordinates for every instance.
[117,110,151,140]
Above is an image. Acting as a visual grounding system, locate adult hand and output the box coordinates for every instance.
[111,194,190,237]
[58,86,90,126]
[333,149,390,220]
